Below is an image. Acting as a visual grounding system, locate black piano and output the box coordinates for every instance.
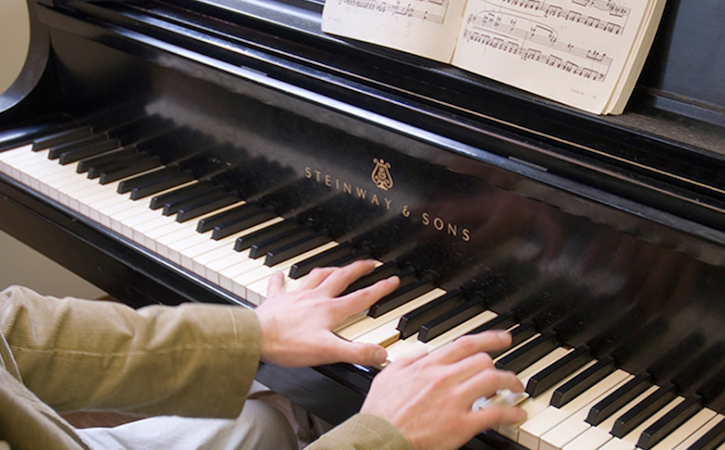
[2,0,725,449]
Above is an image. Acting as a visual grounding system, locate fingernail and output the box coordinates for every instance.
[375,348,388,363]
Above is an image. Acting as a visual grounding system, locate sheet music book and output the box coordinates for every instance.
[321,0,667,115]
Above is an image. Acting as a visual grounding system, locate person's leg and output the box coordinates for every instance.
[77,399,297,450]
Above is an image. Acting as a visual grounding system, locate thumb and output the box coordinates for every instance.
[327,337,388,366]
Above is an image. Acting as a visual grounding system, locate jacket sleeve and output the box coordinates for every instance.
[0,285,260,418]
[307,414,412,450]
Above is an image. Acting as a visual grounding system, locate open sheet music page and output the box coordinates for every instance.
[321,0,468,63]
[451,0,658,114]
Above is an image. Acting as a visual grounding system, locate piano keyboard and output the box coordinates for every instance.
[2,125,725,450]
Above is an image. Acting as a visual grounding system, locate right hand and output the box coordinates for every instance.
[360,331,526,450]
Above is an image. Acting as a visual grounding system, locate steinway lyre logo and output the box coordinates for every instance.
[371,158,393,191]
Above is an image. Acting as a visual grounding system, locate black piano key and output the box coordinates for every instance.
[672,342,725,395]
[525,346,593,398]
[495,330,558,374]
[131,172,196,200]
[162,188,225,216]
[197,203,262,233]
[586,372,652,426]
[33,126,93,151]
[340,261,403,296]
[76,146,135,173]
[87,153,151,180]
[58,139,122,165]
[637,394,702,450]
[99,156,162,184]
[418,297,488,343]
[48,134,107,159]
[264,228,332,266]
[488,320,537,360]
[234,220,299,252]
[611,382,677,438]
[118,167,177,194]
[697,362,725,411]
[288,242,356,279]
[249,223,315,259]
[211,207,278,240]
[686,417,725,450]
[149,182,209,210]
[550,357,616,408]
[176,193,240,222]
[397,290,465,339]
[368,274,437,318]
[465,311,517,336]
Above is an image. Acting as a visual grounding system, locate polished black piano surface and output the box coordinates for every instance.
[2,0,725,449]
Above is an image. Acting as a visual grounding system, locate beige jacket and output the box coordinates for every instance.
[0,286,410,450]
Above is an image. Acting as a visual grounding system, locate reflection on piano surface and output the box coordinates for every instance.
[1,0,725,449]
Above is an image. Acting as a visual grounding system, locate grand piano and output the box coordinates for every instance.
[2,0,725,449]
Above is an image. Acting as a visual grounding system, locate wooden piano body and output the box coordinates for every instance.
[2,0,725,449]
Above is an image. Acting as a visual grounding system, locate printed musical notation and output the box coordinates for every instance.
[487,0,630,35]
[463,11,614,81]
[334,0,451,24]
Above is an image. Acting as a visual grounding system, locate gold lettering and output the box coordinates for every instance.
[336,179,340,190]
[344,183,352,194]
[356,187,367,199]
[325,175,332,187]
[315,170,322,182]
[371,194,380,206]
[304,167,312,178]
[434,217,445,231]
[447,223,458,236]
[422,212,430,225]
[384,198,392,210]
[462,229,471,242]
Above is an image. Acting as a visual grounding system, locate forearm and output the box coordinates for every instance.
[1,286,260,418]
[307,414,411,450]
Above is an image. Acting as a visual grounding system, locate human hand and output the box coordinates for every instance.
[360,331,526,450]
[256,260,399,368]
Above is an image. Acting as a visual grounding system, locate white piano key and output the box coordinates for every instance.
[652,409,718,450]
[596,395,684,450]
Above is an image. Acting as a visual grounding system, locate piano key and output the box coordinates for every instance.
[495,330,559,374]
[47,134,107,159]
[638,394,703,449]
[58,138,124,165]
[99,156,163,184]
[196,202,262,232]
[32,126,93,150]
[465,311,517,336]
[556,384,661,450]
[525,345,594,398]
[117,166,179,194]
[384,309,500,363]
[397,289,465,339]
[417,296,488,342]
[668,414,723,450]
[264,228,332,266]
[586,372,653,426]
[161,186,226,216]
[520,369,632,450]
[686,416,725,450]
[149,182,208,210]
[248,222,315,258]
[211,206,279,240]
[175,192,241,222]
[336,289,446,342]
[611,382,678,438]
[76,146,136,173]
[288,241,357,279]
[551,356,617,408]
[131,171,197,200]
[234,220,300,251]
[368,274,437,318]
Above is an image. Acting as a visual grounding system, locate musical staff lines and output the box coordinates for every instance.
[486,0,630,35]
[463,11,614,81]
[334,0,451,25]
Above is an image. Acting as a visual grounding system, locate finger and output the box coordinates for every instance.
[266,271,285,298]
[322,335,388,366]
[334,275,399,318]
[458,368,524,401]
[469,406,527,431]
[440,352,494,385]
[317,259,378,296]
[298,267,337,291]
[429,331,511,366]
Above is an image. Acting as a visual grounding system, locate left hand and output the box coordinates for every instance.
[256,260,400,367]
